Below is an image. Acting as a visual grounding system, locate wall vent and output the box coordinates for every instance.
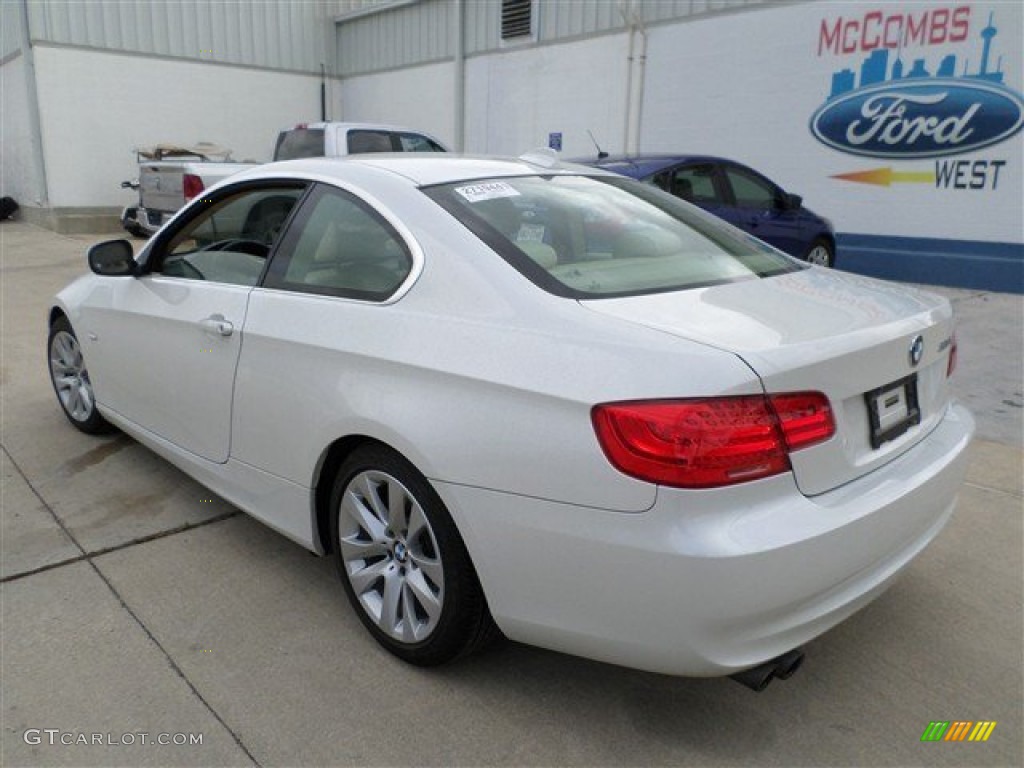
[501,0,533,40]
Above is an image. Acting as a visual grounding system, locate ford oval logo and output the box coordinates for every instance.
[810,79,1024,159]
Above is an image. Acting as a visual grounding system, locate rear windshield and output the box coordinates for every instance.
[274,129,326,161]
[424,175,802,298]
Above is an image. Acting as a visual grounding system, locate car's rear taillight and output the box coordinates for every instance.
[946,332,958,377]
[592,393,834,489]
[182,173,204,201]
[768,392,836,451]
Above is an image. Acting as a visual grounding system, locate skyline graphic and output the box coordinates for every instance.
[828,12,1006,100]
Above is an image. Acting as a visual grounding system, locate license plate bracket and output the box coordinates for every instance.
[865,373,921,450]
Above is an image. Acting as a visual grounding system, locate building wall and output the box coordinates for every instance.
[338,30,629,157]
[338,0,453,75]
[1,0,22,59]
[32,46,324,208]
[463,33,630,157]
[337,0,770,75]
[0,54,45,207]
[337,60,456,144]
[4,0,352,228]
[24,0,355,74]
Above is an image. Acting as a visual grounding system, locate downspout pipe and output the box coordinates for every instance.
[631,19,647,155]
[18,0,49,206]
[622,18,630,154]
[621,2,647,156]
[453,0,465,151]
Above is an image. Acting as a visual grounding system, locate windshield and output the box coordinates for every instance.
[424,175,802,298]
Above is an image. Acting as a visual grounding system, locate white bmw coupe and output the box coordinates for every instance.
[49,153,973,690]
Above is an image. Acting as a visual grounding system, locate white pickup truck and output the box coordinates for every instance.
[120,143,257,237]
[120,123,449,237]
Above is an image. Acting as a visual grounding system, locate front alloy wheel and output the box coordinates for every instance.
[330,445,496,665]
[48,316,112,434]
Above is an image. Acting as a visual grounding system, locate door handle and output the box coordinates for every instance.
[199,315,234,337]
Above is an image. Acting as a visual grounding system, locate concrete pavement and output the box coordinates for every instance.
[2,221,1021,767]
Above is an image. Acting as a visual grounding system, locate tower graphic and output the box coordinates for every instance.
[979,12,996,76]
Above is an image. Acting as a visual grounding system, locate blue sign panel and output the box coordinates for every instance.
[548,132,563,151]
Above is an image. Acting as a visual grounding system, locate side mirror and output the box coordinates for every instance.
[88,240,136,276]
[783,193,803,211]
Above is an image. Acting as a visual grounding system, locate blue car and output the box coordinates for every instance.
[574,154,836,267]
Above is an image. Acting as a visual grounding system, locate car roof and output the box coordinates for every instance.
[568,154,731,179]
[285,122,438,134]
[234,153,617,188]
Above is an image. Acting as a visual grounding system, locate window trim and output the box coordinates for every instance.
[138,180,312,284]
[260,182,422,304]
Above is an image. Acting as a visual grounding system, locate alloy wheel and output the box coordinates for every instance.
[50,330,96,422]
[337,470,445,644]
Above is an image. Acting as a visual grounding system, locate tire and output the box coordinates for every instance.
[47,316,114,434]
[805,238,835,268]
[330,444,497,666]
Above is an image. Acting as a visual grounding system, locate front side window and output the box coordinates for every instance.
[724,167,779,209]
[425,175,800,298]
[155,186,304,286]
[264,185,412,301]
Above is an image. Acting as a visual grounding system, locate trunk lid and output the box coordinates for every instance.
[581,268,956,496]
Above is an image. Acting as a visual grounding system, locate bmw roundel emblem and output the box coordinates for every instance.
[909,335,925,367]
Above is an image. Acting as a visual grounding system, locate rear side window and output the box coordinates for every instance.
[398,133,446,152]
[264,185,412,301]
[348,130,447,154]
[347,130,395,154]
[667,165,721,204]
[274,129,326,161]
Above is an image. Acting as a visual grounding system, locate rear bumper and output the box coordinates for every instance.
[436,401,974,676]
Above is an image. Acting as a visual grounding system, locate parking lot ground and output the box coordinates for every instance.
[2,221,1022,767]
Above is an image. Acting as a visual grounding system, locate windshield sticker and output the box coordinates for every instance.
[454,182,521,203]
[515,224,546,243]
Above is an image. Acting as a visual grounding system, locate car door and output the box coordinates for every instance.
[229,183,416,484]
[719,163,805,256]
[81,183,306,463]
